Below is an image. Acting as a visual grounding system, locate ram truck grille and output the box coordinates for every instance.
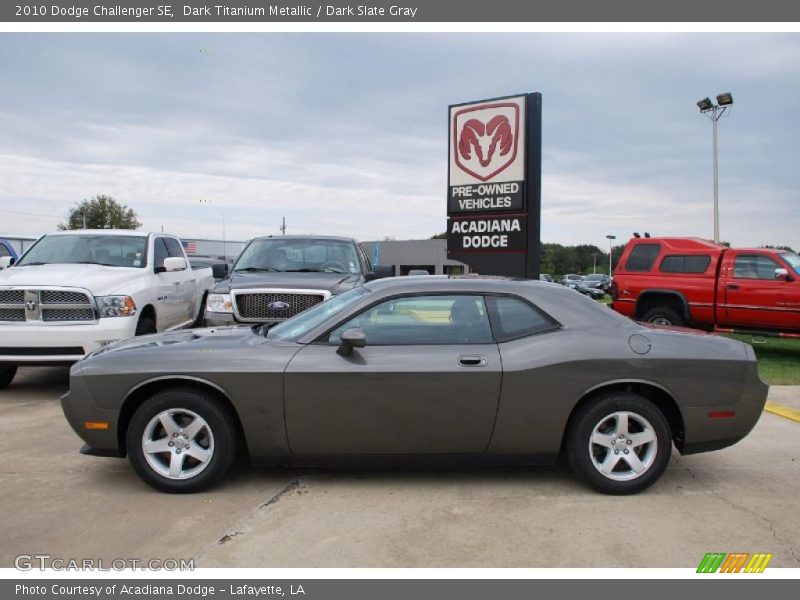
[0,288,96,323]
[233,291,327,322]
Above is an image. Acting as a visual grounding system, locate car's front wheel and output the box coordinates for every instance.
[0,365,17,390]
[566,393,672,494]
[126,389,237,493]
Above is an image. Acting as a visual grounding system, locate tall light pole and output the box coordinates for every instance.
[697,93,734,243]
[606,234,616,275]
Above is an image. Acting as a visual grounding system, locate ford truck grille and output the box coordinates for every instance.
[0,288,96,323]
[233,291,328,322]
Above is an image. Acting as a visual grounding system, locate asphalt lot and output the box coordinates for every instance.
[1,367,798,568]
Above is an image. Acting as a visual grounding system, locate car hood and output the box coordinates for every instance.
[86,325,265,358]
[214,271,361,295]
[0,263,145,295]
[77,325,303,384]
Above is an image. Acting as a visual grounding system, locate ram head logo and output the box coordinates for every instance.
[452,102,520,182]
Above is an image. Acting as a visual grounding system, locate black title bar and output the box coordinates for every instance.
[3,0,800,22]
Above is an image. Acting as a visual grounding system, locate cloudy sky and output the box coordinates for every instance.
[0,33,798,250]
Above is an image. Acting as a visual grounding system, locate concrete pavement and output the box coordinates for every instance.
[1,367,798,568]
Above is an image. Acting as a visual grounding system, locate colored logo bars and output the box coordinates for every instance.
[697,552,773,573]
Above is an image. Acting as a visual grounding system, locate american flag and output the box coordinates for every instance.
[181,240,197,254]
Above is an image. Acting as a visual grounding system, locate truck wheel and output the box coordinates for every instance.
[126,389,237,493]
[641,306,684,327]
[566,392,672,495]
[0,366,17,390]
[193,294,207,328]
[135,315,156,336]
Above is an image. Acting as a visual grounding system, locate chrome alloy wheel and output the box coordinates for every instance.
[141,409,215,480]
[650,317,672,326]
[588,411,658,481]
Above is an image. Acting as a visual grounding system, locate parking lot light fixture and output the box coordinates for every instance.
[697,93,734,243]
[606,234,616,275]
[716,92,734,107]
[697,97,713,111]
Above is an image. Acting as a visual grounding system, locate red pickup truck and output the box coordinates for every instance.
[611,237,800,335]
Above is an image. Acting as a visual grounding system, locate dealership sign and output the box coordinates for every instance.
[447,93,542,277]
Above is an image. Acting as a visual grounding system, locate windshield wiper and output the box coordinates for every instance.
[14,261,49,266]
[234,266,279,273]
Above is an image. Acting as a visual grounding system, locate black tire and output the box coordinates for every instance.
[0,366,17,390]
[193,294,207,328]
[126,389,237,493]
[135,314,157,336]
[566,392,672,495]
[641,306,684,327]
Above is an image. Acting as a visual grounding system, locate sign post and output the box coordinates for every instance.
[446,93,542,278]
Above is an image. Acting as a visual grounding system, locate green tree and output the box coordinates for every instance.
[59,195,141,230]
[430,232,448,239]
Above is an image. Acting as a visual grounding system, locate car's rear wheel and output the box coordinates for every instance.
[566,393,672,494]
[0,366,17,390]
[126,389,236,493]
[641,306,684,327]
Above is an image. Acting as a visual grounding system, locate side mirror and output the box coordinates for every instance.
[211,263,229,279]
[775,268,791,281]
[163,257,187,272]
[337,328,367,357]
[0,256,14,269]
[365,265,394,281]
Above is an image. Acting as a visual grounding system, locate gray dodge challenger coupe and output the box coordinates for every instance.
[62,276,768,494]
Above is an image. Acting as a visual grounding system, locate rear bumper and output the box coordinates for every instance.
[0,317,137,364]
[679,363,769,455]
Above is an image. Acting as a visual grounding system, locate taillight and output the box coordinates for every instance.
[611,280,619,301]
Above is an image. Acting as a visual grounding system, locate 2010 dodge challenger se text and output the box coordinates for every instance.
[61,277,768,494]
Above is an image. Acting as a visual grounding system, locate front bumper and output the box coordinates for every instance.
[0,317,138,364]
[204,312,286,327]
[61,364,123,456]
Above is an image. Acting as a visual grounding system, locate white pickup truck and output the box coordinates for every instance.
[0,230,218,389]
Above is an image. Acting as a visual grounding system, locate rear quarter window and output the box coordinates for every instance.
[486,296,559,341]
[624,243,661,272]
[660,255,711,274]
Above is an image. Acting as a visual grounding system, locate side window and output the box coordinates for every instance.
[153,238,169,271]
[164,237,185,258]
[734,255,780,280]
[328,295,493,345]
[0,245,10,258]
[487,296,558,341]
[624,243,661,272]
[660,255,711,274]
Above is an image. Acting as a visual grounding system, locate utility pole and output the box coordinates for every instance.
[280,217,286,235]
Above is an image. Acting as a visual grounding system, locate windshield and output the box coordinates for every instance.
[234,238,361,275]
[780,252,800,275]
[267,287,370,342]
[585,274,604,281]
[16,234,147,268]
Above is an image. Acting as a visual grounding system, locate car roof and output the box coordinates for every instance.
[364,275,555,295]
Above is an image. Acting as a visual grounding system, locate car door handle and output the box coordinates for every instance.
[727,284,739,290]
[458,355,487,367]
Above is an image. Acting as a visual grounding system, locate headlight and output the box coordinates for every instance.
[207,293,233,313]
[96,295,136,317]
